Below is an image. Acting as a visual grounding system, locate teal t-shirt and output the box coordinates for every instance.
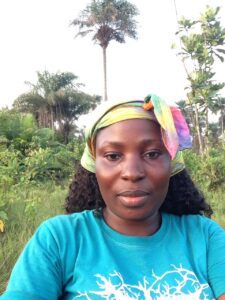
[1,211,225,300]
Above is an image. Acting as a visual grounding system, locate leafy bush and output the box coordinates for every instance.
[0,181,66,294]
[0,110,37,142]
[183,148,225,190]
[183,147,225,215]
[30,128,55,149]
[202,148,225,190]
[0,149,23,189]
[24,146,77,181]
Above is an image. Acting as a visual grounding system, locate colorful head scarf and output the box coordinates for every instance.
[81,94,192,176]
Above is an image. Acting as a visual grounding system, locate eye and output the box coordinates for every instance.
[144,150,162,160]
[104,152,121,161]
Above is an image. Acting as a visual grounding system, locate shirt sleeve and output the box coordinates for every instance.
[0,221,63,300]
[207,220,225,299]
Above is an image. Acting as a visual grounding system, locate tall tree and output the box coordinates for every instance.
[174,5,225,154]
[71,0,138,101]
[52,90,101,144]
[215,97,225,138]
[14,71,80,129]
[13,71,101,143]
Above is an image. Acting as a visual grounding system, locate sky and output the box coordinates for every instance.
[0,0,224,126]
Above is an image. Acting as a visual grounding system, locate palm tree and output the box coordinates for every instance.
[53,90,101,143]
[71,0,138,101]
[13,71,102,143]
[14,71,79,129]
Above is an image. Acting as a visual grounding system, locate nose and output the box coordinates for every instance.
[121,155,145,182]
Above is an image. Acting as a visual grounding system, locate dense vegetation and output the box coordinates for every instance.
[0,94,224,294]
[173,5,225,154]
[0,109,84,293]
[0,70,100,292]
[0,1,225,295]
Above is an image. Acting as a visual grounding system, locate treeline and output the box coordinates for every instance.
[13,71,101,144]
[0,93,224,297]
[174,6,225,154]
[0,0,225,236]
[0,71,102,226]
[0,70,102,184]
[0,80,224,228]
[1,1,225,294]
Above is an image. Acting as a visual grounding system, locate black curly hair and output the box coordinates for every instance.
[65,163,213,217]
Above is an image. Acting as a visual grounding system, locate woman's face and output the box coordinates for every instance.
[95,119,171,234]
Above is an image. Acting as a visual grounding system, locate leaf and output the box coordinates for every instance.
[215,53,224,62]
[216,48,225,54]
[0,211,8,220]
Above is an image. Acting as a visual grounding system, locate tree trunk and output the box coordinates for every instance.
[221,109,224,136]
[63,121,70,144]
[205,106,209,151]
[102,46,108,101]
[194,102,204,155]
[186,95,196,130]
[49,106,54,129]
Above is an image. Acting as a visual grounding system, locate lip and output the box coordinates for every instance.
[118,190,150,197]
[117,190,150,207]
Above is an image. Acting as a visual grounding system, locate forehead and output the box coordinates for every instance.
[95,119,162,145]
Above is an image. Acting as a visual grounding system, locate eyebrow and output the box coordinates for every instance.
[99,139,163,147]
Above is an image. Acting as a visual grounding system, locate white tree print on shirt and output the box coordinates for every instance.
[76,265,213,300]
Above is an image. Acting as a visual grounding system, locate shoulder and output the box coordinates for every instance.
[168,213,222,227]
[167,213,225,239]
[35,210,98,242]
[41,209,96,229]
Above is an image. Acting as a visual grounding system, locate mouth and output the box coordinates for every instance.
[118,190,150,197]
[117,190,150,207]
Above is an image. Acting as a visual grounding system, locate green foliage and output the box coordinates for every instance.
[0,140,83,185]
[52,90,101,144]
[31,128,55,148]
[72,0,139,47]
[0,148,23,225]
[71,0,139,100]
[0,145,224,294]
[0,110,37,142]
[184,148,225,187]
[0,181,66,294]
[24,145,77,182]
[0,107,86,231]
[183,148,225,214]
[200,148,225,190]
[34,70,80,95]
[0,107,85,186]
[13,70,101,142]
[0,149,23,189]
[175,5,225,154]
[0,110,40,156]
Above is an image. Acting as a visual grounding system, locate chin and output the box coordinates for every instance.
[121,208,160,222]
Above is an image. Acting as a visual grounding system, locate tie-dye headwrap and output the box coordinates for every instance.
[81,94,192,176]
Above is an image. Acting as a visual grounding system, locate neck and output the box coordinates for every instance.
[103,209,162,236]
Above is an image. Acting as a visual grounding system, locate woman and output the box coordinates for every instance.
[1,94,225,300]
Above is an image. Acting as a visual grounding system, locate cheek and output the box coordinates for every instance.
[163,154,172,175]
[150,159,171,189]
[95,159,114,190]
[95,170,114,205]
[154,155,171,175]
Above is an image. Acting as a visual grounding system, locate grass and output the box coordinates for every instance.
[0,181,67,294]
[196,182,225,227]
[0,180,224,294]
